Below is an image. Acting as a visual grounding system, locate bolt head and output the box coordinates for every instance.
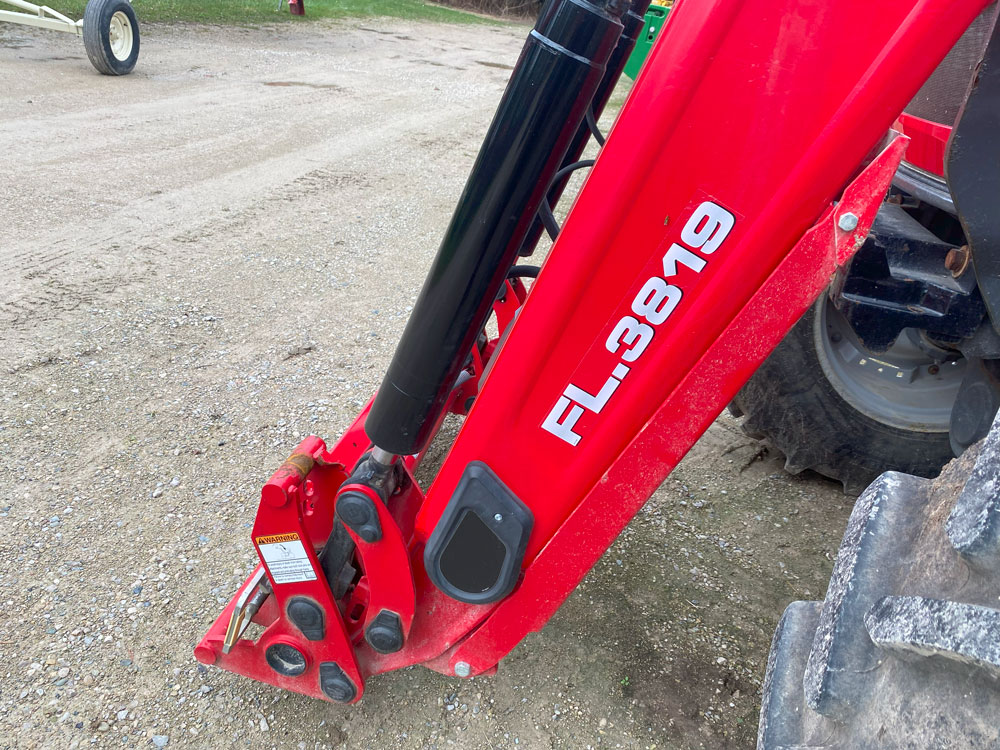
[837,212,859,232]
[945,245,971,277]
[454,661,471,677]
[493,513,503,522]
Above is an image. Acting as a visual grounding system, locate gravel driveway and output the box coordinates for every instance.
[0,18,853,749]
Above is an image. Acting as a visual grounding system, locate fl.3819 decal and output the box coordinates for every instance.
[542,200,736,446]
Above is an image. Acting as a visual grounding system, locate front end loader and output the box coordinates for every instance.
[196,0,994,722]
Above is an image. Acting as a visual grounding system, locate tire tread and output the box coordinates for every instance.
[758,412,1000,749]
[83,0,139,76]
[734,300,954,493]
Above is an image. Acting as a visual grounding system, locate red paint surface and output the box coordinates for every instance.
[200,0,989,701]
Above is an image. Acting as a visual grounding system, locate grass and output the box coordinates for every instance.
[56,0,495,25]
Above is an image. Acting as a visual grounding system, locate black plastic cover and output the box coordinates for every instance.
[336,490,383,544]
[950,358,1000,454]
[318,662,356,703]
[265,642,307,677]
[286,596,325,641]
[365,609,405,654]
[424,462,533,604]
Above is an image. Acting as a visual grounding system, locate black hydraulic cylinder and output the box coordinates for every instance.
[365,0,628,456]
[520,0,652,256]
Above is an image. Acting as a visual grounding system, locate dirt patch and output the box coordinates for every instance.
[0,18,851,750]
[263,81,346,91]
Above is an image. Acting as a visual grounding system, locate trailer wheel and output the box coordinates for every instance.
[758,416,1000,748]
[83,0,139,76]
[732,295,960,493]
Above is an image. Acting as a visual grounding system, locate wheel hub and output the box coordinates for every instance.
[108,11,133,61]
[815,297,965,432]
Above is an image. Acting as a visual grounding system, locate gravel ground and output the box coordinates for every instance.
[0,18,854,750]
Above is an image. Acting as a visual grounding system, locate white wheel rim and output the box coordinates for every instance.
[108,11,133,62]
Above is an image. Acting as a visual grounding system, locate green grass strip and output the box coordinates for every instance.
[57,0,497,26]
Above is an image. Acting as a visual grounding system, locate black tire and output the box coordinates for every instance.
[732,296,957,493]
[83,0,139,76]
[758,414,1000,748]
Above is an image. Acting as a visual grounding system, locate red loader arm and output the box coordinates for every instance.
[198,0,991,704]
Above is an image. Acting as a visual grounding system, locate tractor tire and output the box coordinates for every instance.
[83,0,139,76]
[757,413,1000,749]
[732,295,961,493]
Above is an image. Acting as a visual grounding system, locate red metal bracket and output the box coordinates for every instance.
[335,483,416,643]
[200,0,989,703]
[429,130,909,675]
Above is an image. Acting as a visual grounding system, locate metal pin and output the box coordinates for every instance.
[370,445,396,467]
[223,568,270,654]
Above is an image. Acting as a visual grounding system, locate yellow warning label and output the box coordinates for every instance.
[256,532,300,545]
[256,534,315,584]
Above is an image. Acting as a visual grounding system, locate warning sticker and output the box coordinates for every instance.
[256,533,302,545]
[256,532,317,585]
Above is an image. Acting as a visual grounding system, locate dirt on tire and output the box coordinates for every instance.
[759,417,1000,748]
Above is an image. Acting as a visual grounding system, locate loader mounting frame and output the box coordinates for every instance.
[198,0,992,703]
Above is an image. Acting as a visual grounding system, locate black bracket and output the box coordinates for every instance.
[948,10,1000,333]
[424,462,533,605]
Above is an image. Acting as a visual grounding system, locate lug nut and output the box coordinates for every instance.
[945,245,971,277]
